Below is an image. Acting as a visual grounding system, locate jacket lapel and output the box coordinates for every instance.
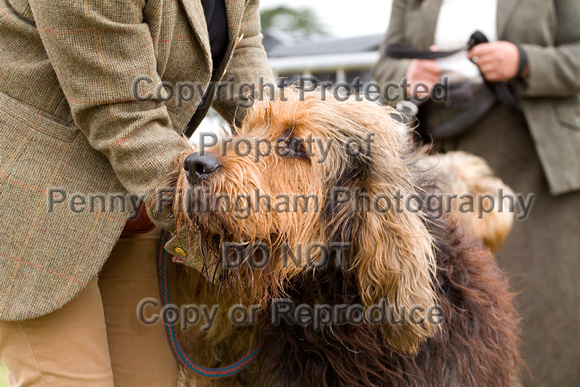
[418,0,443,48]
[179,0,246,71]
[497,0,521,39]
[179,0,212,68]
[222,0,245,66]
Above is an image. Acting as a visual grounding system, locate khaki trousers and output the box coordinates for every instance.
[0,227,178,386]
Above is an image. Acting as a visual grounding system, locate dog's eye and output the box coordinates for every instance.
[285,136,308,158]
[275,135,309,159]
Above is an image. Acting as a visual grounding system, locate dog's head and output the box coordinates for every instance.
[156,89,438,354]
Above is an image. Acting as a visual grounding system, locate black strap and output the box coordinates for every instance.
[384,31,522,112]
[466,30,488,51]
[383,31,488,60]
[383,44,463,60]
[467,31,522,112]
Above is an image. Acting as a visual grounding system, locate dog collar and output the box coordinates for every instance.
[158,230,261,378]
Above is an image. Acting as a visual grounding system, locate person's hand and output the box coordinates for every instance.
[406,57,441,99]
[468,41,528,82]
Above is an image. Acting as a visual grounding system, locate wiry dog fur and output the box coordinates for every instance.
[421,151,515,252]
[154,89,521,386]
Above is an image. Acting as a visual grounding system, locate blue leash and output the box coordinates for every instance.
[157,230,262,379]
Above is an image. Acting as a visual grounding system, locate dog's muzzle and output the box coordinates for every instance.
[183,151,222,185]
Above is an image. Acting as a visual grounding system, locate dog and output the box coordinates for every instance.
[420,151,515,252]
[154,89,521,386]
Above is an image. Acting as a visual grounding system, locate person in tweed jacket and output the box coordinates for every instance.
[0,0,274,385]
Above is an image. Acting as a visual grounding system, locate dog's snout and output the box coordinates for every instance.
[183,152,222,184]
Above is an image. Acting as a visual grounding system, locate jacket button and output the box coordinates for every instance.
[174,247,187,257]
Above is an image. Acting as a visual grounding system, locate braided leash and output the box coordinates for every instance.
[157,230,262,379]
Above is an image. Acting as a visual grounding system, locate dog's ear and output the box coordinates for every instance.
[345,133,439,355]
[353,202,438,354]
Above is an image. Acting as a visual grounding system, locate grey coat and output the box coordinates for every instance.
[373,0,580,195]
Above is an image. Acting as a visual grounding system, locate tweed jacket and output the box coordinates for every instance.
[373,0,580,195]
[0,0,274,321]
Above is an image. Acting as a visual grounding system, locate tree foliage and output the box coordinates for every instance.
[261,6,329,36]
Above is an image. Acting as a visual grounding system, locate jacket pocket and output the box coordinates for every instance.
[556,97,580,131]
[0,91,80,142]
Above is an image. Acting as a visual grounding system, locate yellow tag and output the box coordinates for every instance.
[174,247,187,257]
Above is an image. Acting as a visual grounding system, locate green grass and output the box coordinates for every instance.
[0,363,8,387]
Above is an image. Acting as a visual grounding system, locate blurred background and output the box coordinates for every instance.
[0,2,392,384]
[260,0,391,83]
[261,0,391,37]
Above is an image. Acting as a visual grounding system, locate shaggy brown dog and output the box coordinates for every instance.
[154,89,521,386]
[421,151,515,252]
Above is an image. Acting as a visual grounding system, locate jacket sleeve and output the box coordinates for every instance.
[372,0,412,105]
[211,0,275,127]
[519,0,580,97]
[28,0,191,227]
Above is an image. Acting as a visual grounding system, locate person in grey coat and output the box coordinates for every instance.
[373,1,580,386]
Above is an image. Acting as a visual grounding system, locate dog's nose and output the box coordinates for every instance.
[183,152,222,185]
